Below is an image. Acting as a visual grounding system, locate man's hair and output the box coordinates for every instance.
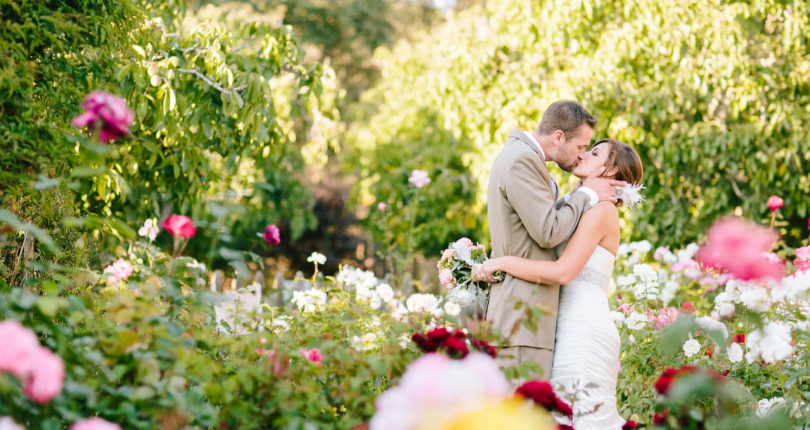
[536,101,598,138]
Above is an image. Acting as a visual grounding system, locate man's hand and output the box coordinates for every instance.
[582,167,627,203]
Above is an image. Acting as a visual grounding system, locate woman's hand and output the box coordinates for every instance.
[474,258,502,283]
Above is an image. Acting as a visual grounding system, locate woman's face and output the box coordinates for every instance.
[573,142,612,179]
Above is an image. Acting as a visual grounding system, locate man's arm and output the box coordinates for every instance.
[504,153,591,249]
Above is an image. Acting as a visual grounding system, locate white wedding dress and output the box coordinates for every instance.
[550,245,625,429]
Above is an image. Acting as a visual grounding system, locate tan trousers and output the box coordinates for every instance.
[497,345,554,387]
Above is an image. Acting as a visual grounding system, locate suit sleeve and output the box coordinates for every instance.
[504,153,592,249]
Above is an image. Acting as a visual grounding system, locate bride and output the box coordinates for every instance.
[478,138,644,429]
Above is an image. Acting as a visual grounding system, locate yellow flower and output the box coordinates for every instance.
[438,399,554,430]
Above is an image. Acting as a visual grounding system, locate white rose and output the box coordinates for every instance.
[683,339,700,357]
[444,301,461,316]
[717,302,736,318]
[695,316,729,339]
[447,288,475,306]
[757,397,787,418]
[611,311,626,327]
[406,293,439,313]
[616,274,637,287]
[376,283,395,303]
[748,322,794,363]
[625,312,647,330]
[728,342,743,363]
[633,264,658,284]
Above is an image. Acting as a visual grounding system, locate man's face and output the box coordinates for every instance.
[556,124,593,172]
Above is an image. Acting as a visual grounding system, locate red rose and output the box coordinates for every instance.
[622,420,640,429]
[733,333,745,344]
[442,335,469,358]
[653,410,669,425]
[411,333,438,352]
[706,345,714,358]
[654,368,678,394]
[681,302,695,313]
[515,380,556,408]
[162,215,196,238]
[471,339,498,358]
[554,396,573,417]
[426,327,451,343]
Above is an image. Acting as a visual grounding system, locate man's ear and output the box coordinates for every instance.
[551,130,566,147]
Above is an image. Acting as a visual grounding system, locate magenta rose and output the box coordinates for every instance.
[162,215,196,238]
[71,91,134,143]
[263,224,281,246]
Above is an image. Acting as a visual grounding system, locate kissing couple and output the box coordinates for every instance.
[477,100,644,429]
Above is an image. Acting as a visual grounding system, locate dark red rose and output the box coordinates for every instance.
[426,327,451,343]
[471,339,498,358]
[557,425,574,430]
[655,368,678,394]
[443,335,469,358]
[653,410,668,425]
[515,381,556,408]
[622,420,639,429]
[411,332,438,352]
[554,397,573,417]
[722,369,730,377]
[733,333,745,344]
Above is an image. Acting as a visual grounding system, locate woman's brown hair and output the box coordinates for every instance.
[595,139,643,205]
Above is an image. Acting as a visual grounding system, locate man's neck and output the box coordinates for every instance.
[532,131,555,163]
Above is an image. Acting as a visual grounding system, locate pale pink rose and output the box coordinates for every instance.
[23,347,65,404]
[408,170,431,188]
[653,246,669,261]
[618,302,633,315]
[438,269,456,288]
[795,247,810,261]
[0,319,40,379]
[696,218,783,282]
[71,91,134,143]
[716,274,732,286]
[454,237,474,248]
[377,202,387,211]
[103,259,133,284]
[301,348,323,366]
[0,417,24,430]
[162,215,196,238]
[440,248,455,262]
[69,417,121,430]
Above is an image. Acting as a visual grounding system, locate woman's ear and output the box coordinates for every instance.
[602,165,619,178]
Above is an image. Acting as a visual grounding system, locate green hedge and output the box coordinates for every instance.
[347,0,810,252]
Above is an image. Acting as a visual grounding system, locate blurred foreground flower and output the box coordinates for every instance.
[70,417,121,430]
[0,320,64,404]
[370,352,510,430]
[440,398,553,430]
[71,90,134,143]
[0,417,23,430]
[695,217,783,281]
[162,215,196,238]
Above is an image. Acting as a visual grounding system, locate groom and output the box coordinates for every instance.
[485,100,620,380]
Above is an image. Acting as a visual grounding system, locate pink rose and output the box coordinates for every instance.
[377,202,387,211]
[162,215,196,238]
[618,302,633,315]
[0,319,40,379]
[71,91,134,143]
[70,417,121,430]
[440,248,455,262]
[301,348,323,366]
[454,237,474,248]
[653,246,669,261]
[103,259,133,284]
[408,169,431,188]
[23,347,65,404]
[695,218,783,282]
[767,195,784,212]
[796,247,810,261]
[438,269,456,288]
[263,224,281,247]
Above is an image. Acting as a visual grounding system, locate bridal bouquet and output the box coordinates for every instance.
[437,238,504,310]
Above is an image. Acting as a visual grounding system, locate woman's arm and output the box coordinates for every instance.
[482,202,618,285]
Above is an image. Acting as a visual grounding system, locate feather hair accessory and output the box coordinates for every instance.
[616,183,645,209]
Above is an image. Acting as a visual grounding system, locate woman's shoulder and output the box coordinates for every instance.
[591,201,620,217]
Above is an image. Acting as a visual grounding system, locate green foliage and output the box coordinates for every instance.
[0,236,425,428]
[347,0,810,254]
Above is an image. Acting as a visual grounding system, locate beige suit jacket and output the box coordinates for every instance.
[485,129,591,354]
